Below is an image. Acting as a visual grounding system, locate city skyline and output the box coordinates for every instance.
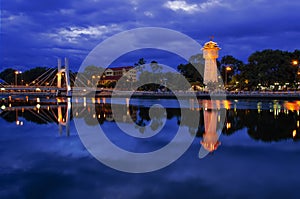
[1,0,300,71]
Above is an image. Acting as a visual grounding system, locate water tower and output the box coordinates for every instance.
[202,39,220,85]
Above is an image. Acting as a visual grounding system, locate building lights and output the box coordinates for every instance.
[226,122,231,129]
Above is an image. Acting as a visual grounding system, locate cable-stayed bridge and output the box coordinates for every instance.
[0,58,113,97]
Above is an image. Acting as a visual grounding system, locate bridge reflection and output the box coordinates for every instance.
[0,97,71,135]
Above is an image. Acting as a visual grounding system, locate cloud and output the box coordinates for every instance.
[164,1,199,13]
[144,11,154,18]
[163,0,227,13]
[51,24,123,43]
[198,0,226,11]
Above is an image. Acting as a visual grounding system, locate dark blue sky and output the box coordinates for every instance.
[1,0,300,71]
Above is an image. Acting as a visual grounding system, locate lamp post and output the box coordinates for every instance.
[225,66,232,87]
[15,71,22,86]
[92,75,96,86]
[292,60,299,89]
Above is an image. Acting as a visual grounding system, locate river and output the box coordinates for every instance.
[0,97,299,198]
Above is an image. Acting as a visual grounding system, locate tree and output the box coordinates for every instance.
[0,67,55,86]
[220,55,244,73]
[0,68,15,84]
[77,65,105,86]
[177,54,204,85]
[82,65,104,76]
[219,55,244,85]
[150,60,162,73]
[239,49,295,90]
[134,58,146,72]
[22,67,49,85]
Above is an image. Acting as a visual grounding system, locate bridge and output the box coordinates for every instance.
[0,58,72,97]
[0,58,115,97]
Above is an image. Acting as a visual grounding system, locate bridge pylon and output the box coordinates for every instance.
[57,58,71,96]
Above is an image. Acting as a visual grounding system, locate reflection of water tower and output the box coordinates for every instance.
[202,39,221,85]
[201,110,221,152]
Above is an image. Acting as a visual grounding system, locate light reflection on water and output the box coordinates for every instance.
[0,97,300,198]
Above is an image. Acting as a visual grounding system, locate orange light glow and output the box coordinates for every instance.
[284,102,300,111]
[226,66,232,71]
[292,60,299,66]
[223,100,231,110]
[293,130,297,138]
[226,122,231,129]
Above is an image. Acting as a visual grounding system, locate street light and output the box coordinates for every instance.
[225,66,232,87]
[14,71,22,86]
[92,75,96,86]
[292,60,299,89]
[292,60,298,66]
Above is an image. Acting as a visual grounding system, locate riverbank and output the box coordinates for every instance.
[94,90,300,100]
[1,90,299,100]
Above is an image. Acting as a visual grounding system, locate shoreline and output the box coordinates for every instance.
[1,90,299,100]
[93,90,300,100]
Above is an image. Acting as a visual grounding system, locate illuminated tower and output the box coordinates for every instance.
[202,40,220,85]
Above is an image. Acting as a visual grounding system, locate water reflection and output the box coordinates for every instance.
[1,97,300,198]
[201,110,221,152]
[0,97,72,136]
[1,97,299,150]
[221,100,300,142]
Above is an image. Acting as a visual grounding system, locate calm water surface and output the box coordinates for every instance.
[0,98,300,199]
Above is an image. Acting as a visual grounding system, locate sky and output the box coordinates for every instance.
[1,0,300,72]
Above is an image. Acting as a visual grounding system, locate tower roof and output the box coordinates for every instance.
[202,40,221,50]
[201,141,221,152]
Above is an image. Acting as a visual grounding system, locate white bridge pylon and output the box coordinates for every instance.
[57,58,71,96]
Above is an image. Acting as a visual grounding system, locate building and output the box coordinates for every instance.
[99,66,137,86]
[202,40,221,85]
